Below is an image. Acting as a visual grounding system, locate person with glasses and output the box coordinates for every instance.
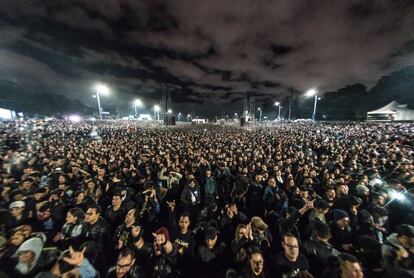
[273,233,311,278]
[106,247,148,278]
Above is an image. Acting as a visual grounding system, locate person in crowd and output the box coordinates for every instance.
[303,221,340,276]
[239,247,267,278]
[54,207,85,249]
[382,224,414,275]
[106,247,148,278]
[273,233,311,278]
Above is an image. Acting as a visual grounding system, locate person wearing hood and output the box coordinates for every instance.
[13,236,58,277]
[382,224,414,275]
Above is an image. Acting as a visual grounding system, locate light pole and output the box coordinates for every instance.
[274,101,281,121]
[133,99,143,118]
[258,108,262,122]
[153,105,160,121]
[178,112,182,121]
[94,83,109,120]
[305,89,318,122]
[187,114,191,122]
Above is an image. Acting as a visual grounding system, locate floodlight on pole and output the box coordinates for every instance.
[274,101,281,120]
[305,88,318,122]
[258,107,262,122]
[133,99,143,117]
[94,83,110,120]
[153,105,160,121]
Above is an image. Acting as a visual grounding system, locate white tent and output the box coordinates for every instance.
[367,101,414,121]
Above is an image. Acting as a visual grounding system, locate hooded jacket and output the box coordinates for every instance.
[382,233,405,274]
[14,237,44,275]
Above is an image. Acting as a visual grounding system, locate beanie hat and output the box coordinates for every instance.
[332,209,349,222]
[356,184,369,195]
[314,199,329,210]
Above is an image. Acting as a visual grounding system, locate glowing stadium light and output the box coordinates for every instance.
[69,115,82,122]
[305,88,318,122]
[95,83,110,95]
[153,105,160,112]
[305,88,317,97]
[134,99,143,107]
[168,109,172,114]
[274,102,281,120]
[93,83,110,120]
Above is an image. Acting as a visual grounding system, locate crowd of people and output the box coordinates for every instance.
[0,119,413,278]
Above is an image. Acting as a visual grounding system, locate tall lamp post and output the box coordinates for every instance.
[94,83,109,120]
[274,101,281,121]
[258,107,262,122]
[153,105,160,121]
[305,89,318,122]
[133,99,143,118]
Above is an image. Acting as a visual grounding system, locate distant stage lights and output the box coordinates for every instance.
[68,115,82,122]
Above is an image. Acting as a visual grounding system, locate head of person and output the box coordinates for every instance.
[336,184,349,197]
[112,193,123,208]
[9,201,25,218]
[66,208,84,225]
[299,185,309,199]
[188,179,196,188]
[326,187,336,200]
[204,226,218,249]
[314,222,331,242]
[333,209,350,229]
[19,179,33,193]
[86,180,96,191]
[338,253,364,278]
[98,166,106,177]
[115,248,136,278]
[235,224,247,241]
[268,177,276,187]
[396,224,414,249]
[37,204,52,221]
[74,190,86,203]
[124,209,137,226]
[282,233,300,262]
[314,199,330,214]
[14,237,44,274]
[9,229,25,247]
[248,248,264,276]
[58,175,66,185]
[178,212,190,232]
[84,204,101,225]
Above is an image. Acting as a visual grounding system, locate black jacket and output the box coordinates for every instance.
[303,238,340,276]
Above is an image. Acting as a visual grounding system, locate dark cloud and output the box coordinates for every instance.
[0,0,413,116]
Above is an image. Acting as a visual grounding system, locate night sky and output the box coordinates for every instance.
[0,1,414,116]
